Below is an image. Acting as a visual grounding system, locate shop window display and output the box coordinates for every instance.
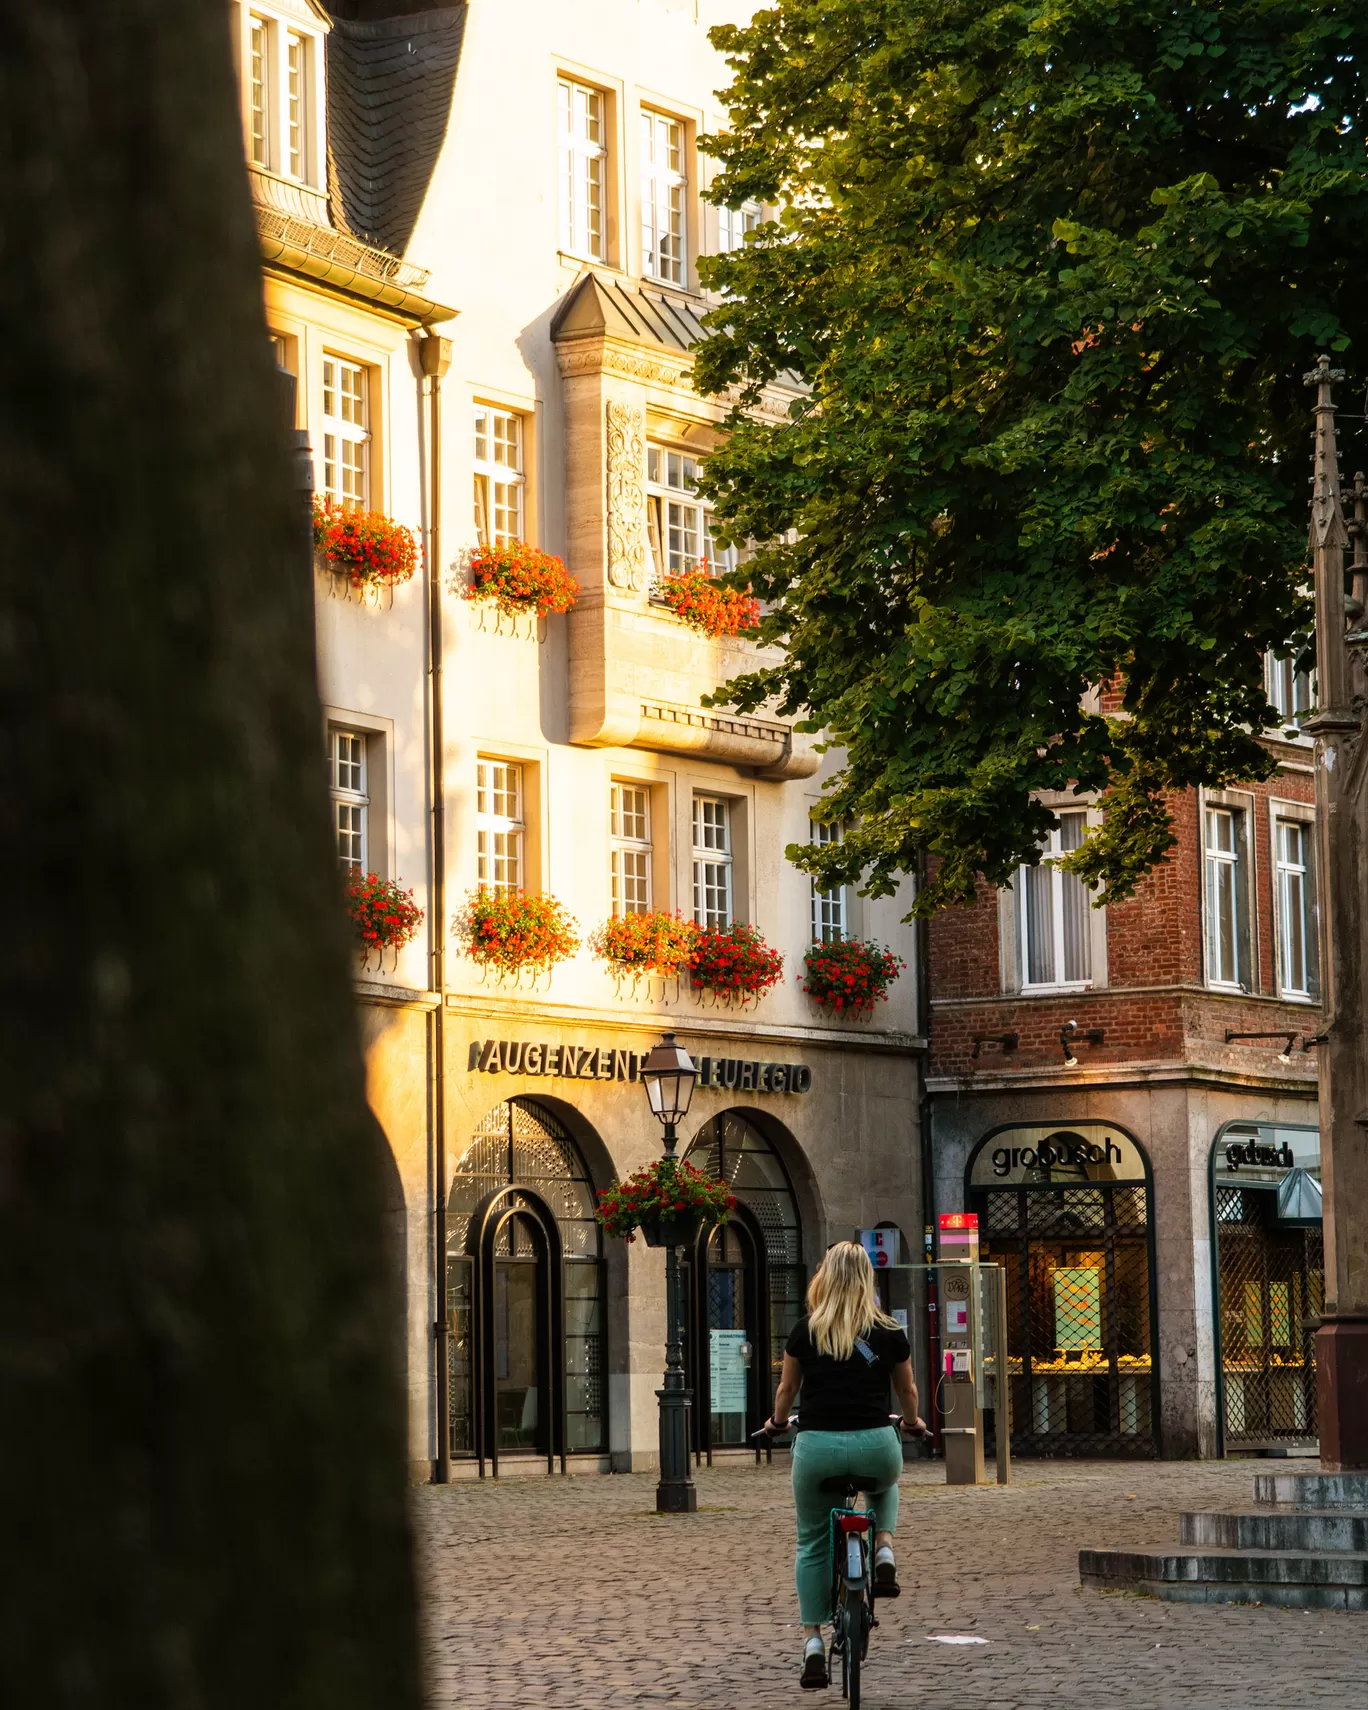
[969,1124,1159,1457]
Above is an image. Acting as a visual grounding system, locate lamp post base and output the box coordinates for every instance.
[655,1381,697,1513]
[655,1477,699,1514]
[1316,1318,1368,1469]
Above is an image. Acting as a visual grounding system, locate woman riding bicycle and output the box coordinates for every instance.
[763,1241,926,1690]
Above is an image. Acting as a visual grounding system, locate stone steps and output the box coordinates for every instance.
[1182,1507,1368,1553]
[1080,1471,1368,1611]
[1079,1545,1368,1610]
[1253,1471,1368,1510]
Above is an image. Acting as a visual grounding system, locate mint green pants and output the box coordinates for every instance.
[791,1426,903,1624]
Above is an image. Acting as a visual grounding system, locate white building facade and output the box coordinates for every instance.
[238,0,925,1480]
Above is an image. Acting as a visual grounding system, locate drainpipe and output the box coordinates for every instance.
[420,329,453,1481]
[915,850,942,1454]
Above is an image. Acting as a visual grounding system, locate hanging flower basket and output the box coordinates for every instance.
[802,938,906,1015]
[590,909,698,979]
[466,541,580,617]
[596,1158,736,1244]
[688,921,784,1002]
[457,888,580,975]
[313,496,420,590]
[658,564,760,638]
[345,871,424,965]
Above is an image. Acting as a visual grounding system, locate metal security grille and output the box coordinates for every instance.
[977,1183,1158,1457]
[1216,1186,1323,1449]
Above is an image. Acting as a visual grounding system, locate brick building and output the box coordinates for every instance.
[927,704,1324,1460]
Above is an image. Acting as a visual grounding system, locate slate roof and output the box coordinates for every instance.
[550,271,711,356]
[326,6,465,258]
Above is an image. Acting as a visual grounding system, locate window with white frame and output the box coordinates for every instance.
[285,28,311,182]
[1020,811,1092,988]
[321,356,369,510]
[473,407,524,546]
[1266,651,1315,727]
[810,820,847,942]
[328,729,369,874]
[610,783,652,916]
[1275,817,1318,998]
[692,795,733,928]
[476,761,524,893]
[558,78,606,261]
[241,11,320,187]
[718,199,760,253]
[248,14,270,167]
[1204,805,1245,988]
[646,445,735,583]
[641,110,687,285]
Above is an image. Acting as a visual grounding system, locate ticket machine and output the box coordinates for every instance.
[938,1214,986,1485]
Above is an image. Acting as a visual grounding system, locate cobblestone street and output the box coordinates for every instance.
[415,1458,1364,1710]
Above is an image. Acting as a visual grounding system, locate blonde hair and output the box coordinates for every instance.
[806,1241,899,1361]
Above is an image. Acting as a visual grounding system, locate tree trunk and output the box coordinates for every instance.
[0,6,423,1706]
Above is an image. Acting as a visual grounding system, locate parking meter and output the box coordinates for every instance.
[938,1215,986,1486]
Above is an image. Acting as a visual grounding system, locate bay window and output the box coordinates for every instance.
[646,445,735,583]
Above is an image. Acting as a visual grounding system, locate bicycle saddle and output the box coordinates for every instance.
[818,1473,884,1494]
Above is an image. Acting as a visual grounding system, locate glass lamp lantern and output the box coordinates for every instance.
[640,1032,697,1150]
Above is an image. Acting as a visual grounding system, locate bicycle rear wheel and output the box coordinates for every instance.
[843,1588,862,1709]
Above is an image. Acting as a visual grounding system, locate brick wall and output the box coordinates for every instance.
[927,756,1322,1079]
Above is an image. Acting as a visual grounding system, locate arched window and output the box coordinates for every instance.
[685,1112,805,1451]
[447,1099,604,1465]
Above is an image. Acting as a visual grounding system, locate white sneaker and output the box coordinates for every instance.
[801,1635,829,1690]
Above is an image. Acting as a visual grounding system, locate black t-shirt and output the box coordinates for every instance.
[784,1317,911,1432]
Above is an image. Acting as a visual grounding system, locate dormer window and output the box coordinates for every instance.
[234,4,325,190]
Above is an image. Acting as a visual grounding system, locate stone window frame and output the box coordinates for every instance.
[999,795,1108,996]
[1200,786,1257,994]
[1267,795,1320,1003]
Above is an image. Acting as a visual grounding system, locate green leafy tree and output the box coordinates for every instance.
[695,0,1368,912]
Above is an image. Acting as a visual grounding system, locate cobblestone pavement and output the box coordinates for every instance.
[415,1457,1364,1710]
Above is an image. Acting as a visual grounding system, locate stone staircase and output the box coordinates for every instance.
[1079,1471,1368,1610]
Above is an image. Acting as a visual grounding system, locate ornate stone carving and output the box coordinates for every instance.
[605,401,648,590]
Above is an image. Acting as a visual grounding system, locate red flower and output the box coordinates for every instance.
[658,564,760,638]
[313,497,419,589]
[466,542,579,617]
[459,889,579,975]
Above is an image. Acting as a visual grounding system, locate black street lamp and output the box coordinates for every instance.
[639,1032,699,1514]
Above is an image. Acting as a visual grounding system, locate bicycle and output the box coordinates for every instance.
[755,1414,923,1707]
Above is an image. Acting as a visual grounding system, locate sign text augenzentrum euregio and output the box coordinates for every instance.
[466,1038,812,1093]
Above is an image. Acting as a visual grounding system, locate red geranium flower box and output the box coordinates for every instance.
[466,541,579,617]
[802,938,905,1015]
[458,888,580,975]
[313,497,420,590]
[591,909,698,978]
[658,564,760,638]
[688,921,784,1001]
[345,871,424,966]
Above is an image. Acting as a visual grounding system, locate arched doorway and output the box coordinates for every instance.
[967,1121,1160,1458]
[683,1110,805,1457]
[446,1098,605,1475]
